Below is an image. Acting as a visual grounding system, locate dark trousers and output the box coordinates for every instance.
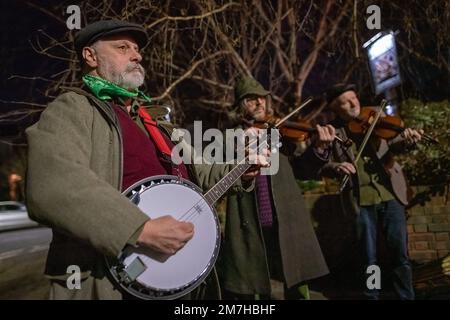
[356,199,415,300]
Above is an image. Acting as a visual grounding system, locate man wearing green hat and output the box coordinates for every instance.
[25,20,265,300]
[218,76,334,299]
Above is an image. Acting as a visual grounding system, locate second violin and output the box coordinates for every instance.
[348,107,438,145]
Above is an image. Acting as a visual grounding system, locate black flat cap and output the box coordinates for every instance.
[325,83,357,104]
[74,20,148,58]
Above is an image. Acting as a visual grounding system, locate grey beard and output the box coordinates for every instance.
[117,67,145,90]
[98,63,145,90]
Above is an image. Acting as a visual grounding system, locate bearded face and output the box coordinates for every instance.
[243,95,268,121]
[84,34,146,91]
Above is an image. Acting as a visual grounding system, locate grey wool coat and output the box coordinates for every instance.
[25,89,249,299]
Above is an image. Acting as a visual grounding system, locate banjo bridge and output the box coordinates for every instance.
[194,204,204,214]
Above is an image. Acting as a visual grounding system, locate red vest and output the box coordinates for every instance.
[112,104,189,191]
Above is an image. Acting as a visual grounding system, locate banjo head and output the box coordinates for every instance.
[106,175,221,300]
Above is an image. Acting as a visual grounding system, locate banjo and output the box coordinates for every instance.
[106,167,253,300]
[105,99,312,300]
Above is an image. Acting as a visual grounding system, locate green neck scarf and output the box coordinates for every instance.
[82,74,151,103]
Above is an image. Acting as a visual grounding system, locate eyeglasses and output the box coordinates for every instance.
[244,95,267,104]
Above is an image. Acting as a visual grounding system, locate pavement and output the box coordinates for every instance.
[0,227,51,299]
[1,227,448,300]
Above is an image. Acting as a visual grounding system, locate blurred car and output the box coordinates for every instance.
[0,201,39,231]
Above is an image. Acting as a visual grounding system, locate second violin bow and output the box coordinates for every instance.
[339,99,388,193]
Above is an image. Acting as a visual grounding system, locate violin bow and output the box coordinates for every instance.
[247,97,313,128]
[339,99,388,193]
[273,97,313,128]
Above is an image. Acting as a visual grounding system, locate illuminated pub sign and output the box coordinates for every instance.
[363,31,402,95]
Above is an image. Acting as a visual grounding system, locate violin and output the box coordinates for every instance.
[247,116,353,148]
[348,107,438,145]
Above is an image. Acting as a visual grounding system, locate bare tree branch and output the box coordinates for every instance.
[151,50,230,101]
[147,2,240,30]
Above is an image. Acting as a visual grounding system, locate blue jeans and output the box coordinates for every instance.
[356,200,415,300]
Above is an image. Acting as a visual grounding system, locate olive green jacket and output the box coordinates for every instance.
[319,125,412,215]
[26,89,245,300]
[219,144,330,296]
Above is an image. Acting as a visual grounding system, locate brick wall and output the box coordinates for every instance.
[302,184,450,267]
[407,192,450,263]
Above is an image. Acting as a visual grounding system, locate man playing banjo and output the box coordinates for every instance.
[25,20,270,300]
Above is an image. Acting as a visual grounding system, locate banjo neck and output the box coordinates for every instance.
[204,162,252,206]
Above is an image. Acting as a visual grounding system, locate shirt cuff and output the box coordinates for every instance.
[126,223,146,247]
[313,146,331,161]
